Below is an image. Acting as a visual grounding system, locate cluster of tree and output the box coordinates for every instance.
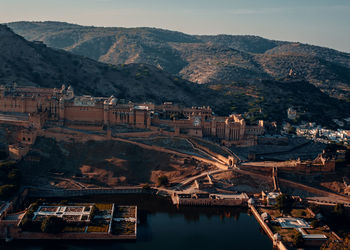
[333,203,345,217]
[321,237,350,250]
[41,216,65,233]
[310,219,320,228]
[90,205,98,219]
[20,201,42,231]
[21,214,66,233]
[157,175,169,187]
[21,200,97,234]
[21,201,70,233]
[275,194,294,214]
[292,232,304,247]
[0,161,21,200]
[142,183,151,190]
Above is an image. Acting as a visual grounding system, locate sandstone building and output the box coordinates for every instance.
[0,84,264,146]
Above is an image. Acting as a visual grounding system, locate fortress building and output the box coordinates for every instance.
[0,84,264,146]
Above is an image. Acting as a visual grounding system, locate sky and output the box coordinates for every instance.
[1,0,350,52]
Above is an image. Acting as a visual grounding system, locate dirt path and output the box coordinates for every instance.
[112,137,229,170]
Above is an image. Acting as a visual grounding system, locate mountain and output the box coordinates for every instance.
[0,24,220,107]
[6,21,350,101]
[0,23,349,128]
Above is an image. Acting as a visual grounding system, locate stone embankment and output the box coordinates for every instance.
[28,187,149,198]
[249,205,288,250]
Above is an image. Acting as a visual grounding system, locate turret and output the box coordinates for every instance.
[65,85,74,99]
[103,99,109,126]
[59,97,65,122]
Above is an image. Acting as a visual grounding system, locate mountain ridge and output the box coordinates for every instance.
[0,23,349,128]
[7,21,350,101]
[0,24,220,107]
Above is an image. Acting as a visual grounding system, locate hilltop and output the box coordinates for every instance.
[0,24,218,106]
[7,21,350,101]
[0,24,349,127]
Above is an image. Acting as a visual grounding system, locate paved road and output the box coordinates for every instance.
[174,169,229,190]
[0,113,28,122]
[35,128,350,204]
[306,197,350,207]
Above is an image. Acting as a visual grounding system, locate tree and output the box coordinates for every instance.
[275,194,293,213]
[292,232,304,247]
[0,184,17,199]
[310,204,321,214]
[333,203,344,217]
[287,126,296,134]
[90,205,98,220]
[322,237,350,250]
[7,168,21,184]
[20,214,40,232]
[142,183,151,190]
[310,220,319,228]
[20,216,33,230]
[157,175,169,187]
[41,216,65,233]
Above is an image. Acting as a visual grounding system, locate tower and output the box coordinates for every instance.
[59,97,65,124]
[103,99,109,126]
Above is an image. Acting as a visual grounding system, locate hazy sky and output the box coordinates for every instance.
[1,0,350,52]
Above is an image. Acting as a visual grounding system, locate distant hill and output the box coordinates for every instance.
[7,21,350,101]
[0,24,219,107]
[0,23,349,128]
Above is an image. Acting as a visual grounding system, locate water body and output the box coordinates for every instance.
[2,194,272,250]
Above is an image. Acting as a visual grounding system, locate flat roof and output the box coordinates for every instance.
[277,217,311,229]
[213,193,249,199]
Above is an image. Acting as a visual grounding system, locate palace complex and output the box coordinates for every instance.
[0,84,264,146]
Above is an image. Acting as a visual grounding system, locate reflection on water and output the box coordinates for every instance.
[2,194,272,250]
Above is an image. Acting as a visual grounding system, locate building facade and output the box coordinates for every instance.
[0,84,264,146]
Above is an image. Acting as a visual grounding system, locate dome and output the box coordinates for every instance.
[109,98,118,105]
[103,99,109,105]
[248,198,255,205]
[261,212,270,221]
[273,233,281,241]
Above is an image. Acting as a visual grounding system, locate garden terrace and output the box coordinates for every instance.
[33,205,92,222]
[4,202,138,240]
[111,205,137,236]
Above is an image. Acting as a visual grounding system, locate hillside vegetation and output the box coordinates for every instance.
[0,24,218,106]
[7,21,350,101]
[0,24,349,127]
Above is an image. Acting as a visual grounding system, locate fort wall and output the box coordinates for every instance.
[0,84,264,146]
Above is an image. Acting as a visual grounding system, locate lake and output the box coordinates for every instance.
[2,194,272,250]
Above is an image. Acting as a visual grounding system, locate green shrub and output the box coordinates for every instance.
[157,175,169,187]
[292,232,304,247]
[0,184,17,199]
[334,203,344,216]
[20,216,41,232]
[29,202,40,213]
[142,183,151,190]
[41,216,65,233]
[7,169,21,184]
[275,194,293,213]
[310,220,319,228]
[90,205,98,219]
